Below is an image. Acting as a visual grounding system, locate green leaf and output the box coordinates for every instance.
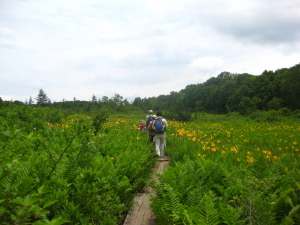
[49,215,70,225]
[32,219,50,225]
[16,206,26,216]
[0,206,6,217]
[43,200,57,209]
[38,185,52,195]
[10,197,24,205]
[23,194,39,206]
[32,216,69,225]
[288,204,300,218]
[28,204,41,213]
[2,131,12,138]
[11,195,39,206]
[11,213,17,220]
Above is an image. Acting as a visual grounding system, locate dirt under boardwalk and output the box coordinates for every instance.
[123,155,169,225]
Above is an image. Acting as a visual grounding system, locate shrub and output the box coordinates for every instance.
[264,110,281,122]
[165,109,192,122]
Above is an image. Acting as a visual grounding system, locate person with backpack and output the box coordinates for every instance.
[146,110,153,127]
[147,115,156,143]
[146,110,153,138]
[152,110,168,158]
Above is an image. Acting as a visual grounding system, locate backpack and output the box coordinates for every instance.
[146,115,153,126]
[154,118,165,134]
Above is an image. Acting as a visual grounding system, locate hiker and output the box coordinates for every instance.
[139,120,145,131]
[152,110,168,158]
[146,110,153,127]
[146,110,153,138]
[147,115,156,143]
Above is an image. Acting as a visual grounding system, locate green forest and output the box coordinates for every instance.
[1,63,299,121]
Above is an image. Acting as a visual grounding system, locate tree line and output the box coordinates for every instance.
[1,63,299,119]
[132,63,300,119]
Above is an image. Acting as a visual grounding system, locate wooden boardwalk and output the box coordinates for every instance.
[123,156,169,225]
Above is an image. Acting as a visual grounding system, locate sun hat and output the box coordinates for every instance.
[148,110,153,113]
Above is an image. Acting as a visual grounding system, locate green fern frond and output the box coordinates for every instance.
[198,191,220,225]
[185,188,202,207]
[280,216,294,225]
[256,200,276,224]
[288,204,300,218]
[220,204,242,225]
[1,161,31,188]
[165,184,180,212]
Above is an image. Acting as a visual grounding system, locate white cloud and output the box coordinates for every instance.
[188,56,224,70]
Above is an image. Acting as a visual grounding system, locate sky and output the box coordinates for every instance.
[1,0,300,103]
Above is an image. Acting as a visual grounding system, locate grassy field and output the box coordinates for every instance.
[1,109,299,224]
[151,114,300,225]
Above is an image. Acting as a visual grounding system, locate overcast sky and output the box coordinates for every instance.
[1,0,300,103]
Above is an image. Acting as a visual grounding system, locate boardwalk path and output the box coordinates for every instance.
[123,156,169,225]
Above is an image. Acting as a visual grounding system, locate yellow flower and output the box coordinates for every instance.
[221,150,226,154]
[237,158,241,161]
[246,156,254,163]
[110,157,114,160]
[211,148,217,152]
[197,153,201,156]
[230,146,237,152]
[284,167,288,171]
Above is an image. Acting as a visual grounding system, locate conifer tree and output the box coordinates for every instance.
[29,96,34,105]
[36,89,49,106]
[91,94,97,103]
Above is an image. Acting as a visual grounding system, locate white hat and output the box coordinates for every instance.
[148,110,153,113]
